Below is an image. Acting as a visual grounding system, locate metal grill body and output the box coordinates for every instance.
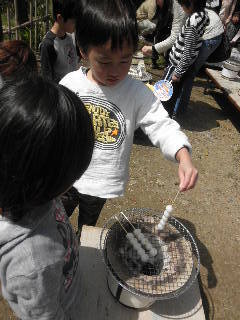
[100,208,200,307]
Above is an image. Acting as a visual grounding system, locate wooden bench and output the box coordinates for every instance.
[205,67,240,112]
[77,225,206,320]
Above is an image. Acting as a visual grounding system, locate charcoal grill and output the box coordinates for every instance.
[100,208,200,308]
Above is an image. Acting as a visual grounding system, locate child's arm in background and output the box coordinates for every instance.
[172,25,199,81]
[176,147,198,191]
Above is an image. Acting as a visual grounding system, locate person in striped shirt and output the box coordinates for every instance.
[162,0,223,119]
[162,0,209,117]
[206,0,222,13]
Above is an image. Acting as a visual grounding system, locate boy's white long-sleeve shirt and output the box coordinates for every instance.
[60,67,192,198]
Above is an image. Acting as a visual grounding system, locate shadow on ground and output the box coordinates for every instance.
[134,97,227,147]
[178,100,227,132]
[176,217,216,320]
[211,91,240,132]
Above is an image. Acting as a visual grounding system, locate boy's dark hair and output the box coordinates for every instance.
[0,77,94,221]
[177,0,207,12]
[76,0,139,53]
[0,40,37,82]
[52,0,78,21]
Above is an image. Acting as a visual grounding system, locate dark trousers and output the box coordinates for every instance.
[77,193,106,227]
[61,187,106,228]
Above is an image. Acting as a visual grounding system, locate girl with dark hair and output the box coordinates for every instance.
[0,77,94,319]
[163,0,224,118]
[0,40,37,86]
[60,0,198,228]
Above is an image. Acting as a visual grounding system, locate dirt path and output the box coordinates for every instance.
[1,73,239,320]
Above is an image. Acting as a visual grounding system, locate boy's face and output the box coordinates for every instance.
[81,40,134,86]
[57,14,75,34]
[63,19,75,34]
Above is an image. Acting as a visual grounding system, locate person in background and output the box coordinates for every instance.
[226,11,240,43]
[219,0,237,26]
[0,77,94,319]
[40,0,79,82]
[206,0,222,13]
[206,0,238,26]
[141,0,186,67]
[162,0,224,119]
[137,0,163,39]
[0,40,37,87]
[60,0,198,229]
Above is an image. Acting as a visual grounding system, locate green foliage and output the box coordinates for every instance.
[1,0,52,52]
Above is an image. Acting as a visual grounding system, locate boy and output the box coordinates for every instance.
[40,0,79,82]
[60,0,198,228]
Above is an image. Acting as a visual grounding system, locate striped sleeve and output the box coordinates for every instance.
[169,11,209,78]
[206,0,221,10]
[173,26,201,77]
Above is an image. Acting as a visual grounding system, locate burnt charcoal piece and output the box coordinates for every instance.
[141,262,158,276]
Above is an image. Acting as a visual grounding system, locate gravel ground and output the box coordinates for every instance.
[1,70,240,320]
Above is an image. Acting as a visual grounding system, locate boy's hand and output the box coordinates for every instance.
[176,147,198,191]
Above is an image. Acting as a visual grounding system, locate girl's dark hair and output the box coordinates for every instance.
[177,0,207,12]
[0,77,94,221]
[0,40,37,81]
[52,0,79,21]
[76,0,139,53]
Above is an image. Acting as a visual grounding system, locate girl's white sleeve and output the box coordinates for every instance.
[154,1,186,54]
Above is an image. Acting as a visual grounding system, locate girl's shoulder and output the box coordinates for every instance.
[187,11,208,28]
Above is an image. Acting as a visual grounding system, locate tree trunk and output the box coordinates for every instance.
[16,0,28,24]
[0,13,3,42]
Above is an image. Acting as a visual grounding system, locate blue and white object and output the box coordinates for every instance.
[154,80,173,101]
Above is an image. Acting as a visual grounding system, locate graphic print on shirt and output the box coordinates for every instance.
[54,200,79,292]
[78,96,126,150]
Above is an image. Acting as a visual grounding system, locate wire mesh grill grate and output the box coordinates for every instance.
[100,208,200,300]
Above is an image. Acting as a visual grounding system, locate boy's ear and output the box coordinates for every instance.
[79,48,87,60]
[56,13,64,24]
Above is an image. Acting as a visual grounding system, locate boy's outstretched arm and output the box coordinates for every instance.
[176,147,198,191]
